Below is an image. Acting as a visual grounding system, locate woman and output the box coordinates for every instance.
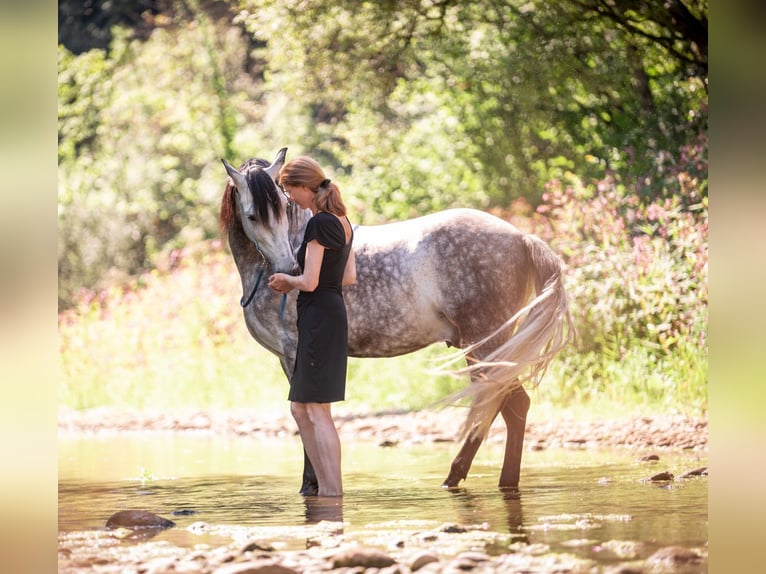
[267,156,356,497]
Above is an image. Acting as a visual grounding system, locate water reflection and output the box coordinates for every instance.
[304,496,344,525]
[500,488,526,539]
[59,434,708,569]
[445,486,527,542]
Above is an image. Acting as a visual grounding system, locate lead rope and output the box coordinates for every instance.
[240,267,264,308]
[279,292,288,331]
[240,267,290,340]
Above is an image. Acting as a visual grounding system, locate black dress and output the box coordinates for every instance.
[289,211,353,403]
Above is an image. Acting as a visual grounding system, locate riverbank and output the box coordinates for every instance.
[58,407,708,451]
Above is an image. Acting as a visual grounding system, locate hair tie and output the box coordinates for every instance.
[320,178,331,188]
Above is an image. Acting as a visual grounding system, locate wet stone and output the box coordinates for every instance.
[645,545,705,569]
[648,471,674,482]
[459,551,490,562]
[440,523,468,533]
[602,565,644,574]
[448,558,479,571]
[105,510,175,530]
[241,541,274,553]
[410,550,440,571]
[330,548,397,569]
[679,466,708,478]
[188,521,212,534]
[173,508,198,516]
[213,558,299,574]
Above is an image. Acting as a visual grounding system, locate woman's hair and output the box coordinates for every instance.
[279,156,347,216]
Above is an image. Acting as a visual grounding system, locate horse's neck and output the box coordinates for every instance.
[288,204,312,251]
[228,225,266,277]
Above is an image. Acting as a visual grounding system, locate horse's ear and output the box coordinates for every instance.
[221,159,248,191]
[264,147,288,180]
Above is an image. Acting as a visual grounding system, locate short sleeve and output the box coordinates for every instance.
[309,212,345,250]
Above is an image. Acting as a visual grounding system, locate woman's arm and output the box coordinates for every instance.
[342,248,356,286]
[268,241,324,293]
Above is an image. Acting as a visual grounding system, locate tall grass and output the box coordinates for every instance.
[58,241,465,415]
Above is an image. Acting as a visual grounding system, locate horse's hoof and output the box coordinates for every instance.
[300,482,319,496]
[105,510,175,530]
[441,474,465,489]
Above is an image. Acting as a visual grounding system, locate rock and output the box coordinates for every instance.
[105,510,175,530]
[679,466,708,478]
[411,551,440,571]
[648,471,674,482]
[242,541,274,553]
[645,545,703,568]
[173,508,198,516]
[639,454,659,462]
[330,548,396,569]
[188,521,211,534]
[456,551,490,563]
[440,523,468,533]
[213,559,298,574]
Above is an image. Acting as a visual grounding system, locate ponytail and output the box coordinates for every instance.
[280,156,347,216]
[315,179,347,216]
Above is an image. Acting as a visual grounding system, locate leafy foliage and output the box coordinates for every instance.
[238,0,707,206]
[58,6,255,307]
[58,1,707,414]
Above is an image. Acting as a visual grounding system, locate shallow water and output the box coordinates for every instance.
[59,434,707,566]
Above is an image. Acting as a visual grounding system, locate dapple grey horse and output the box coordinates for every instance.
[220,148,573,494]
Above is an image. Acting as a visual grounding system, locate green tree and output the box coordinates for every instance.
[238,0,707,206]
[58,4,256,308]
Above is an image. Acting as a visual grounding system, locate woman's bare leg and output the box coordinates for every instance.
[290,402,342,496]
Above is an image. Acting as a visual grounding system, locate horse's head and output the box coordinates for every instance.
[221,148,300,274]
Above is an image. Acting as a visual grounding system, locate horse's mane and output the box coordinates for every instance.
[219,157,284,240]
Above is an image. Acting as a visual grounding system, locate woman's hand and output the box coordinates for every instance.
[268,273,293,294]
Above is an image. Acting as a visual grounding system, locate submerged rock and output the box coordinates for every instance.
[680,466,708,478]
[646,545,704,569]
[648,471,674,482]
[105,510,175,530]
[440,522,468,533]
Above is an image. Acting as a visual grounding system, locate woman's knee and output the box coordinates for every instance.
[290,401,310,425]
[291,402,332,427]
[304,403,333,426]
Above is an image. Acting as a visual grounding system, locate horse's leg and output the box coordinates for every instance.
[300,449,319,496]
[498,386,531,488]
[442,429,488,488]
[442,399,503,488]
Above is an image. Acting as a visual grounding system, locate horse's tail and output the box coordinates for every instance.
[442,233,575,441]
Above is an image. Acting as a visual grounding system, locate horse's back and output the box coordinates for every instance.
[354,208,521,249]
[346,208,535,356]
